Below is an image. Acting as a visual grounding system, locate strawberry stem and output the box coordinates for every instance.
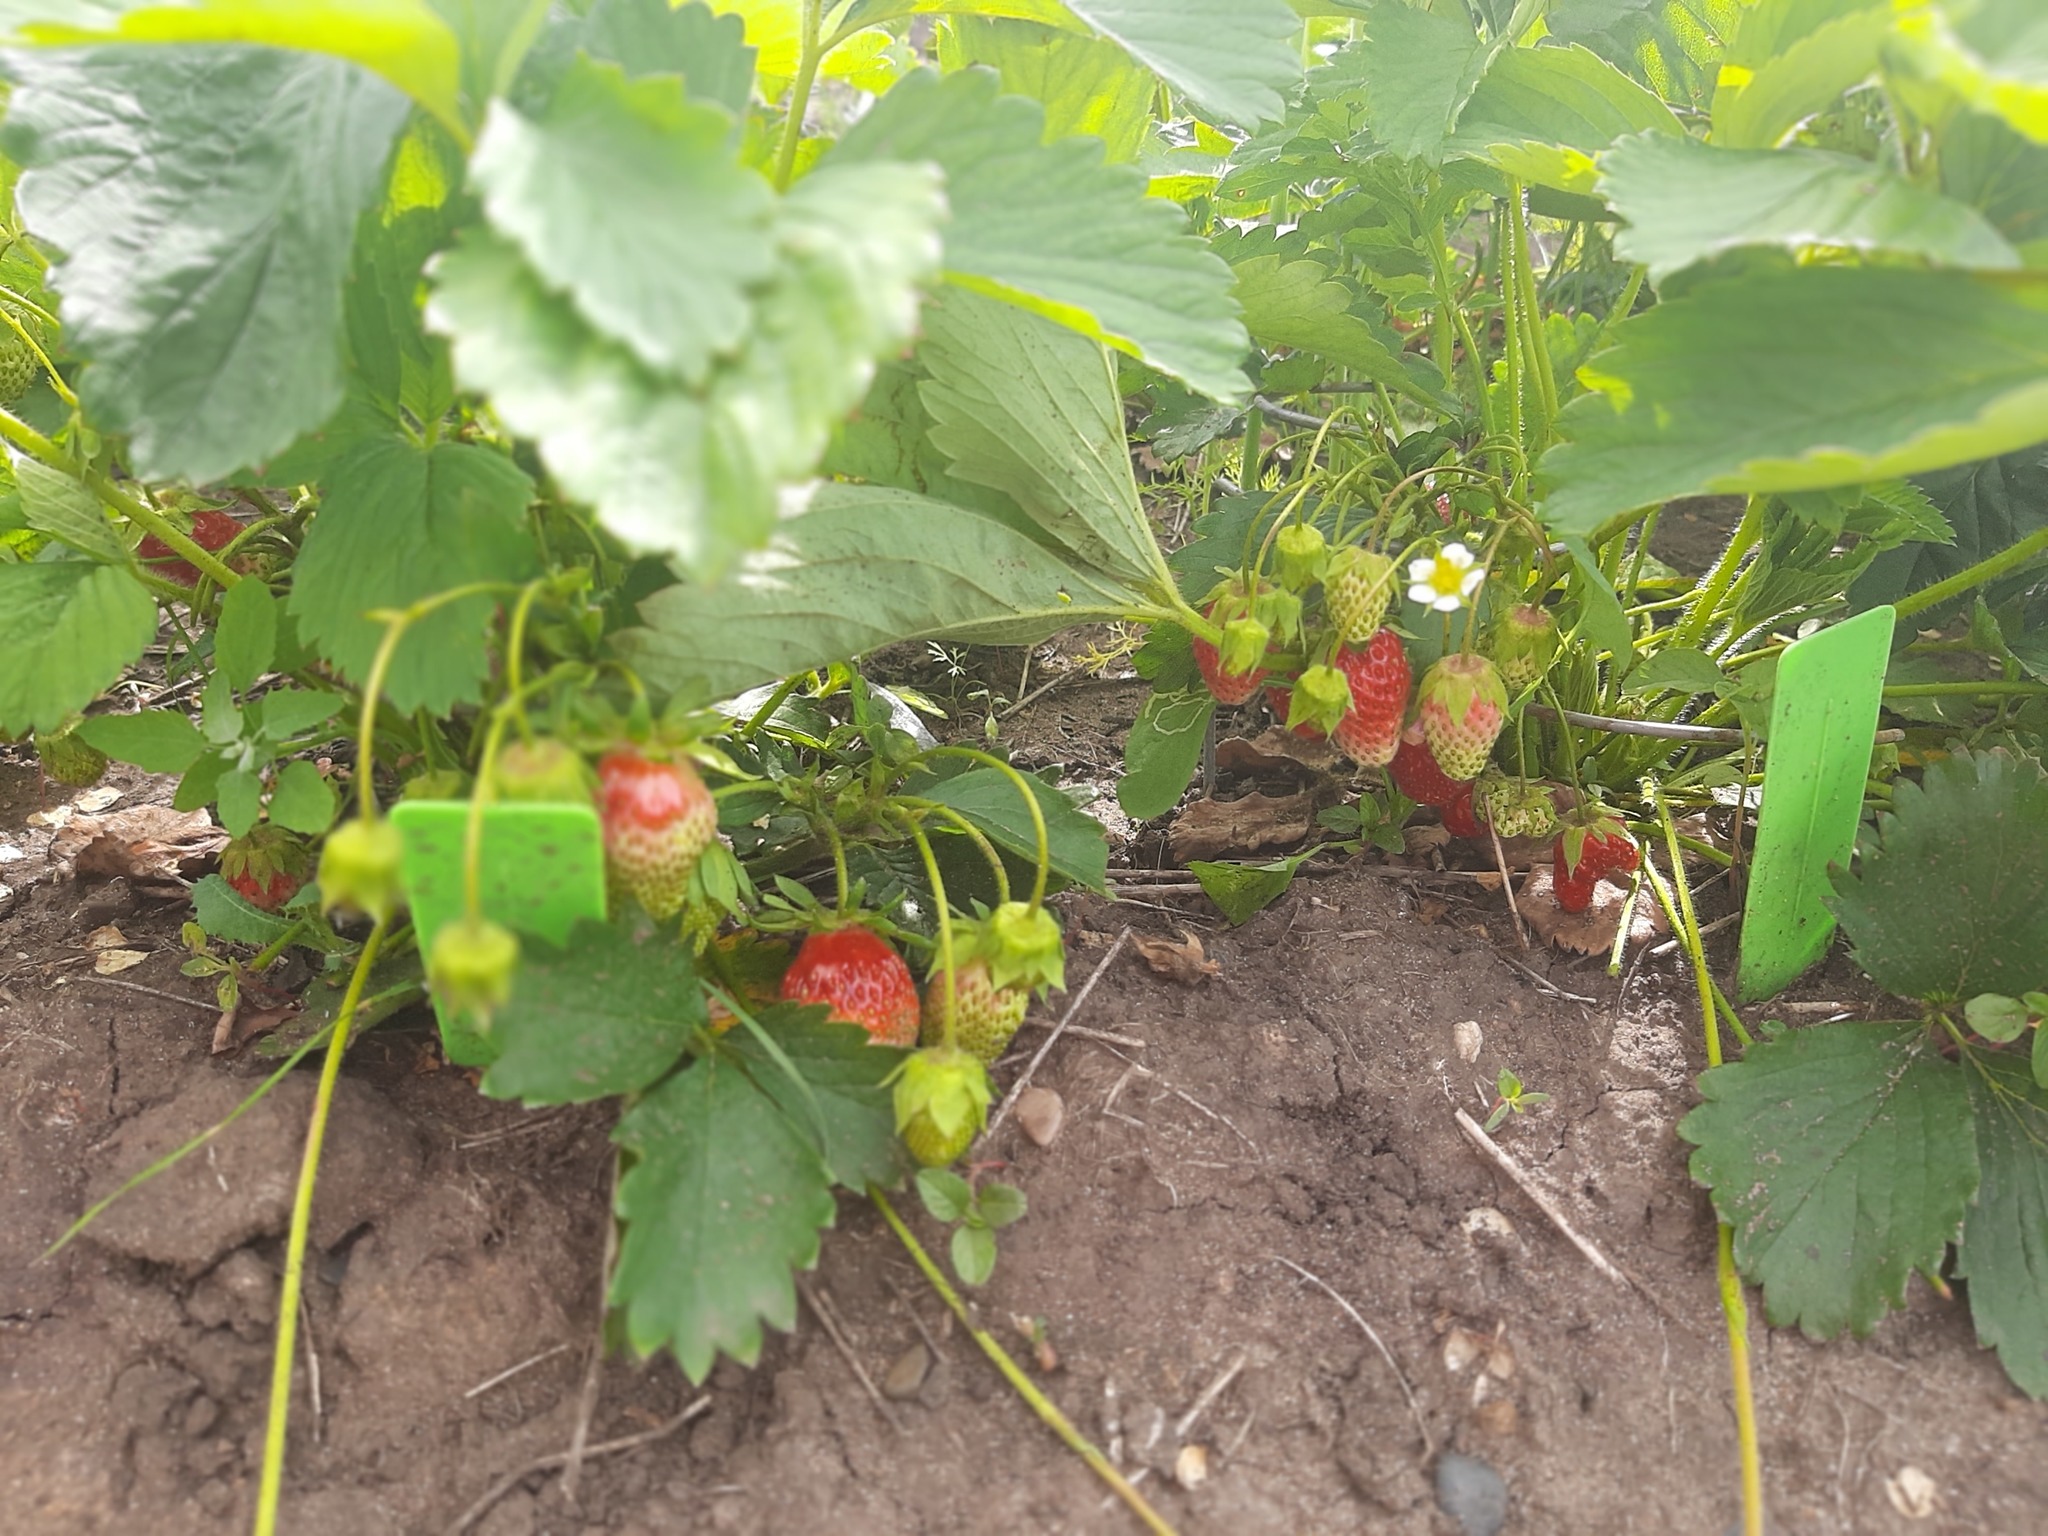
[932,748,1049,910]
[358,582,519,820]
[899,813,959,1049]
[899,797,1011,906]
[868,1188,1181,1536]
[818,813,851,914]
[253,918,389,1536]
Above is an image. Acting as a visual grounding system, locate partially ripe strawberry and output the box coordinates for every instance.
[1551,806,1639,914]
[137,508,244,588]
[922,957,1029,1063]
[1441,782,1483,839]
[1191,579,1270,704]
[596,750,716,923]
[1330,628,1410,766]
[1474,768,1559,840]
[893,1045,992,1167]
[1416,651,1507,781]
[1323,547,1397,646]
[1389,724,1460,807]
[221,826,311,912]
[780,926,920,1047]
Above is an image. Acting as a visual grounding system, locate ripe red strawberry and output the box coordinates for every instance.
[596,750,716,923]
[1389,723,1460,807]
[221,826,311,912]
[922,957,1029,1063]
[137,508,244,588]
[1191,578,1271,704]
[1330,628,1410,766]
[1416,651,1508,780]
[1551,806,1639,914]
[780,926,920,1047]
[1441,781,1482,838]
[1323,547,1397,646]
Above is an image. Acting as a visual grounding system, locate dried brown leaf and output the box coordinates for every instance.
[1215,728,1340,776]
[1131,929,1220,984]
[1169,790,1317,862]
[1519,868,1666,954]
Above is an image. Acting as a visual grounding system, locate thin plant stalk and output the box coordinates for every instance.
[253,921,390,1536]
[870,1188,1179,1536]
[772,0,823,191]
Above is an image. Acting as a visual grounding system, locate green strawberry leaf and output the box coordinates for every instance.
[833,67,1248,402]
[618,482,1147,701]
[611,1052,837,1382]
[267,760,339,838]
[1829,749,2048,1003]
[581,0,756,113]
[14,457,127,564]
[214,579,278,693]
[917,764,1111,894]
[726,1004,911,1191]
[1116,686,1214,821]
[1967,994,2032,1044]
[917,286,1162,589]
[427,157,941,576]
[951,1221,998,1287]
[289,434,538,716]
[1957,1052,2048,1398]
[916,1167,974,1224]
[944,15,1155,163]
[469,57,776,386]
[479,917,706,1105]
[0,563,157,735]
[1190,846,1323,925]
[190,873,294,947]
[976,1181,1027,1229]
[1679,1021,1979,1339]
[1340,2,1495,163]
[0,46,410,483]
[74,708,207,774]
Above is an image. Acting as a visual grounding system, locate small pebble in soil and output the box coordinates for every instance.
[1435,1451,1509,1536]
[1886,1466,1938,1519]
[1175,1443,1209,1489]
[1016,1086,1065,1147]
[882,1342,931,1401]
[1461,1207,1517,1241]
[1453,1020,1483,1063]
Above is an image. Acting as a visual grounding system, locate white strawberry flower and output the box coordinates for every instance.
[1407,542,1484,613]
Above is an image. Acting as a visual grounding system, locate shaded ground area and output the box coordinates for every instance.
[3,751,2044,1536]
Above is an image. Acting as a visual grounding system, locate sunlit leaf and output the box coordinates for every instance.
[0,563,156,734]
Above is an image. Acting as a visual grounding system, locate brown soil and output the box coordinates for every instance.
[3,746,2044,1536]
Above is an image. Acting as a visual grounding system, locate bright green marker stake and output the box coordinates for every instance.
[1736,605,1894,1002]
[389,801,607,1065]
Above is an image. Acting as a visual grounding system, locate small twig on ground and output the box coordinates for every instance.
[1453,1109,1627,1286]
[1646,910,1738,957]
[299,1294,322,1445]
[456,1107,570,1151]
[1015,1017,1148,1049]
[883,1273,950,1364]
[1174,1348,1248,1440]
[444,1397,711,1536]
[801,1282,904,1433]
[559,1151,622,1508]
[985,927,1129,1141]
[1488,823,1529,950]
[59,974,218,1013]
[464,1343,571,1400]
[1273,1256,1430,1458]
[1498,953,1600,1005]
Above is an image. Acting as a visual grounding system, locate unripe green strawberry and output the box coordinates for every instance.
[922,957,1030,1063]
[1323,547,1397,646]
[1474,768,1559,840]
[596,750,716,923]
[319,817,406,924]
[1287,663,1353,737]
[1330,628,1411,766]
[892,1045,992,1168]
[491,738,593,804]
[780,925,920,1046]
[1274,523,1328,591]
[1416,652,1508,781]
[35,726,107,787]
[0,302,44,405]
[401,767,470,801]
[679,899,721,954]
[221,825,311,912]
[429,914,520,1027]
[981,900,1065,993]
[1488,604,1559,692]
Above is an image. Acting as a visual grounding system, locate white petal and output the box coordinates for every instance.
[1408,558,1436,583]
[1408,582,1435,605]
[1460,567,1485,596]
[1430,593,1463,612]
[1442,541,1473,566]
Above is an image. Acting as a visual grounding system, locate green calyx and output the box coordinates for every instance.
[318,817,406,925]
[429,913,520,1027]
[1220,614,1271,676]
[1287,663,1352,736]
[892,1045,993,1166]
[1274,523,1329,591]
[979,900,1066,994]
